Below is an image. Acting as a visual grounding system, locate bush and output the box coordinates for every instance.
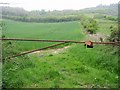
[81,17,98,34]
[108,27,120,42]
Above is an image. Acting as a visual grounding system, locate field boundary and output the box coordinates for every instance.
[1,38,119,44]
[1,38,120,59]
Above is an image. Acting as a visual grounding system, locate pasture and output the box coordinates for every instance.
[3,20,84,51]
[2,19,118,88]
[2,19,117,50]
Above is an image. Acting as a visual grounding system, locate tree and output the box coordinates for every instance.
[81,17,98,34]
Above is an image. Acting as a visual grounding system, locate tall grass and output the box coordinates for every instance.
[2,44,118,88]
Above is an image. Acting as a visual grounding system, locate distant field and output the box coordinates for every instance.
[3,19,84,51]
[2,19,117,51]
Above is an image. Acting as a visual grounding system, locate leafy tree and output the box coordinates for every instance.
[81,17,98,34]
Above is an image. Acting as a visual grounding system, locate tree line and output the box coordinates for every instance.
[2,15,82,23]
[1,3,118,23]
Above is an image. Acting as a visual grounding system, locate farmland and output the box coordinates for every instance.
[3,19,84,51]
[1,3,119,88]
[2,18,118,88]
[2,19,117,49]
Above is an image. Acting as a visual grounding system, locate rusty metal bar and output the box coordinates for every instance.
[0,38,84,43]
[0,38,119,45]
[5,42,66,59]
[2,38,120,59]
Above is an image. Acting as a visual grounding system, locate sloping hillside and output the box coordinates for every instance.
[1,3,118,18]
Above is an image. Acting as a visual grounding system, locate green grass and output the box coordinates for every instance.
[3,19,84,51]
[96,19,117,34]
[2,19,118,88]
[2,44,118,88]
[2,19,117,51]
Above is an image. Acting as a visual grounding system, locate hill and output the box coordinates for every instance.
[1,3,118,22]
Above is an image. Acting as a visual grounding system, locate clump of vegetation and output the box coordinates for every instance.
[2,40,21,63]
[105,16,118,21]
[81,17,98,34]
[108,26,120,42]
[2,37,35,88]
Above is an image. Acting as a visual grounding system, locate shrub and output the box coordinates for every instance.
[81,17,98,34]
[108,27,120,42]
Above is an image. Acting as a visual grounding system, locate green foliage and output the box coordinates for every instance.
[108,26,120,42]
[2,39,34,88]
[94,14,106,19]
[2,19,118,88]
[68,45,118,74]
[48,71,60,79]
[74,65,90,74]
[2,15,82,23]
[1,3,118,23]
[2,41,15,61]
[2,40,24,63]
[2,44,118,88]
[105,16,118,21]
[96,19,117,35]
[81,17,98,34]
[2,57,35,88]
[94,14,117,21]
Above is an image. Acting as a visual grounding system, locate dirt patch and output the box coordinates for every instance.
[30,46,70,55]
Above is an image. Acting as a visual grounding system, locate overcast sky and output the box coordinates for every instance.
[1,0,119,11]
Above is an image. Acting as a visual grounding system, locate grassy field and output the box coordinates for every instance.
[96,19,117,34]
[2,19,117,50]
[3,20,84,51]
[2,44,118,88]
[2,19,118,88]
